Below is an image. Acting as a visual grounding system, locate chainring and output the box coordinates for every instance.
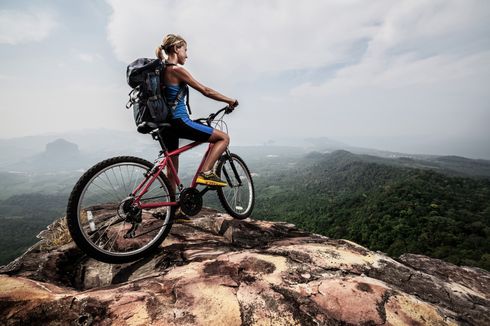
[179,188,202,216]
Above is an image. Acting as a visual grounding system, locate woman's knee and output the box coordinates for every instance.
[209,130,230,144]
[222,132,230,145]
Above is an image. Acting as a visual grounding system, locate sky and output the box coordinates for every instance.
[1,0,489,158]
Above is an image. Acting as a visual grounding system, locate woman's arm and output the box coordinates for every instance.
[171,66,237,107]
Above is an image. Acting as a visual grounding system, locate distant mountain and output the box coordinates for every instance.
[2,130,490,177]
[44,138,79,156]
[0,129,156,169]
[267,136,348,150]
[2,138,86,173]
[302,149,490,178]
[427,155,490,177]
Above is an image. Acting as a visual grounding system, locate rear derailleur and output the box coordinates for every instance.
[118,196,142,238]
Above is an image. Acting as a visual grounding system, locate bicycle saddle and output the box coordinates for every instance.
[137,122,172,134]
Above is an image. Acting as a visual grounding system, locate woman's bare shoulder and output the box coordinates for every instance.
[168,65,188,74]
[172,66,194,81]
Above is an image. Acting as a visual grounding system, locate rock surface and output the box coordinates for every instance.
[1,208,489,325]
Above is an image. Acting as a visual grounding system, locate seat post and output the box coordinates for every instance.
[151,130,168,152]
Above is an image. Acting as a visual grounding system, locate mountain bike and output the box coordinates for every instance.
[66,106,254,263]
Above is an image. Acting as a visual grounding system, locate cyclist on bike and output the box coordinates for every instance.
[155,34,238,189]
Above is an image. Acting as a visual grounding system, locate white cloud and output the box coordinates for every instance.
[106,0,489,87]
[291,51,490,97]
[77,53,103,63]
[104,0,490,157]
[291,0,490,96]
[105,0,394,83]
[0,9,57,45]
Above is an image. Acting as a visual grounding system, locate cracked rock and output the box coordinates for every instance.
[0,207,488,325]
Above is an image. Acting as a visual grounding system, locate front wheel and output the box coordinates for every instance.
[216,153,255,219]
[66,156,175,264]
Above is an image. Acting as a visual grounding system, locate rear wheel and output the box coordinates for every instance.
[66,156,175,264]
[216,153,255,219]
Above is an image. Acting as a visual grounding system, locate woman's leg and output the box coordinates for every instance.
[168,118,228,179]
[161,130,179,193]
[201,129,229,172]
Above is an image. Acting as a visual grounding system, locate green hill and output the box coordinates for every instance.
[253,150,490,270]
[0,193,68,265]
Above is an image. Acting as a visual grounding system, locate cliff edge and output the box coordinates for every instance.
[0,208,489,325]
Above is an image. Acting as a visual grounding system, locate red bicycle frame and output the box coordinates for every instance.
[131,141,214,209]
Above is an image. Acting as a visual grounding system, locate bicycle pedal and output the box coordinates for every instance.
[196,180,227,187]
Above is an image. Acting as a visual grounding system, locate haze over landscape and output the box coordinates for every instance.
[1,0,489,159]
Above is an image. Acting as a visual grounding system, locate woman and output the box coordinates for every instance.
[155,34,238,190]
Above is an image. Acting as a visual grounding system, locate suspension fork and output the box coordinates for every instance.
[221,149,242,187]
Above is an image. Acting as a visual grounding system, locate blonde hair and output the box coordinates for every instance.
[155,34,187,61]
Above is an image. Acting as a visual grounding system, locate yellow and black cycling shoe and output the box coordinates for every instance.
[173,208,193,224]
[196,171,227,187]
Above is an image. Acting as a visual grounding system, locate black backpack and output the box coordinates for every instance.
[125,58,189,133]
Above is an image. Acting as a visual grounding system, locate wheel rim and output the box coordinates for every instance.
[77,162,172,257]
[219,158,253,215]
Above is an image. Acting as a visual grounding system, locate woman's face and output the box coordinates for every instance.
[175,44,188,65]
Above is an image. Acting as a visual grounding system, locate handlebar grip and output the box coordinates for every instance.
[225,105,234,114]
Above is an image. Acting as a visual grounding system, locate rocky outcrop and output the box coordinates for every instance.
[1,208,489,325]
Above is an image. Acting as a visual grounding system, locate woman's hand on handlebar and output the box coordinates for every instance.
[226,99,239,113]
[196,104,238,126]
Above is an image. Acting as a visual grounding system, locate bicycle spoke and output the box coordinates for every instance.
[108,221,126,252]
[92,214,120,246]
[232,187,239,209]
[90,181,122,203]
[102,171,123,202]
[144,184,166,197]
[128,165,139,195]
[118,166,129,195]
[110,167,121,195]
[132,223,170,239]
[234,187,242,211]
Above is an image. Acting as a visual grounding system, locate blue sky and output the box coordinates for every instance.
[1,0,489,158]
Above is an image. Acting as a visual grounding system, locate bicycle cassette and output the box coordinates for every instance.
[118,196,142,223]
[179,188,202,216]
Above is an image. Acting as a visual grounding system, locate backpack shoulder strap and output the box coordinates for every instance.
[163,61,176,68]
[185,85,191,115]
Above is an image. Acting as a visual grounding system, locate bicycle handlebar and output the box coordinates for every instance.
[195,105,235,126]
